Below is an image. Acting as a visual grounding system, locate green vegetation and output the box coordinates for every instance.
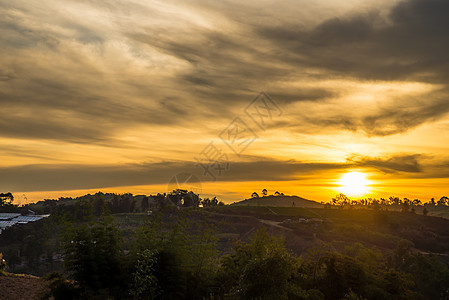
[0,192,14,207]
[63,214,126,298]
[2,191,449,299]
[39,213,449,299]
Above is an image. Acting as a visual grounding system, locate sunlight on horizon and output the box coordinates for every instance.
[337,171,371,197]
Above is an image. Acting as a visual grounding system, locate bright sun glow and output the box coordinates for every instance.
[338,171,370,197]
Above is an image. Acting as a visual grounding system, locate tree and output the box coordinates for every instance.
[383,269,413,298]
[262,189,268,197]
[141,196,149,211]
[332,193,350,207]
[401,198,410,212]
[131,250,160,299]
[63,216,126,297]
[92,195,105,216]
[407,253,449,299]
[389,196,400,206]
[315,254,367,299]
[73,199,94,222]
[154,193,167,208]
[274,191,281,196]
[251,192,259,198]
[0,192,14,206]
[167,189,200,207]
[238,252,301,299]
[437,196,448,206]
[201,196,222,207]
[412,199,421,206]
[371,199,380,210]
[201,197,211,207]
[218,227,303,299]
[133,210,219,299]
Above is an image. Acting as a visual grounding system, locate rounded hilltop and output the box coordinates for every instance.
[232,194,322,208]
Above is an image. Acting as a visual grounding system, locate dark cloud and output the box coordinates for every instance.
[268,88,337,105]
[1,153,432,192]
[258,0,449,82]
[0,159,345,192]
[123,0,449,138]
[0,0,448,171]
[347,154,423,173]
[290,87,449,136]
[361,90,449,136]
[0,3,232,143]
[128,29,288,102]
[0,69,15,81]
[251,0,449,135]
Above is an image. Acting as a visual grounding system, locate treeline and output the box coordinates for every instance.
[0,192,16,212]
[328,194,449,212]
[12,208,446,300]
[23,190,223,218]
[0,191,224,276]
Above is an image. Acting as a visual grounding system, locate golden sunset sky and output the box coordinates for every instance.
[1,0,449,204]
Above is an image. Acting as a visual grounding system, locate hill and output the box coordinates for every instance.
[231,195,322,208]
[0,273,48,299]
[4,204,449,299]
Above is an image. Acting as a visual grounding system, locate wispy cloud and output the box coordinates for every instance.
[1,0,449,199]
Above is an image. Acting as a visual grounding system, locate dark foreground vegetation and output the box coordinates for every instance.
[2,191,449,299]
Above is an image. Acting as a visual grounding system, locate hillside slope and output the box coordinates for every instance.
[232,195,322,208]
[0,273,48,300]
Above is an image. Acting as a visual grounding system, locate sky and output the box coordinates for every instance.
[1,0,449,204]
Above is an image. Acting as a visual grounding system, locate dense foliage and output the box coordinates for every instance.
[2,191,449,299]
[32,209,449,300]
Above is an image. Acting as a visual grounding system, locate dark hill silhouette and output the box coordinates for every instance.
[232,195,322,208]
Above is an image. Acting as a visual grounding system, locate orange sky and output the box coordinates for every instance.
[1,0,449,204]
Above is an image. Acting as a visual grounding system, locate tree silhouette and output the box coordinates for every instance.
[389,196,400,206]
[332,193,350,206]
[401,198,411,212]
[251,192,259,198]
[262,189,268,197]
[167,189,200,207]
[274,191,280,196]
[438,196,448,206]
[201,196,222,207]
[141,196,149,212]
[0,192,14,206]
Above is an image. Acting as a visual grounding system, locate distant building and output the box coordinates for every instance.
[0,213,50,234]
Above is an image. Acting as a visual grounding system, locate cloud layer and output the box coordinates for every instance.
[0,153,437,192]
[1,0,449,199]
[2,0,449,143]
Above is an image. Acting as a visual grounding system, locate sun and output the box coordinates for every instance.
[338,171,370,197]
